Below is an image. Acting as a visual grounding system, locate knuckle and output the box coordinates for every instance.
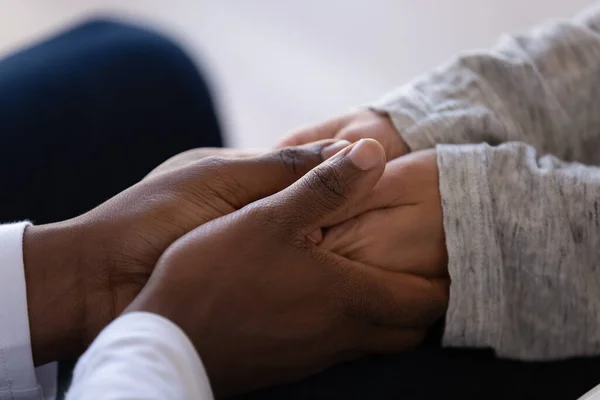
[277,147,303,174]
[308,164,349,207]
[275,146,320,176]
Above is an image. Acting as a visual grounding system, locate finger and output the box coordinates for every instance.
[359,327,425,353]
[188,139,343,209]
[276,114,352,148]
[343,266,449,329]
[322,206,447,278]
[146,147,264,179]
[322,151,431,227]
[336,110,409,160]
[269,139,386,234]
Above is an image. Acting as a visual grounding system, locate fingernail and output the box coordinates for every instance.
[307,228,324,245]
[321,140,352,159]
[346,139,384,170]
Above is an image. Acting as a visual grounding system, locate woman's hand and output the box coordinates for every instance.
[320,149,448,279]
[278,110,409,160]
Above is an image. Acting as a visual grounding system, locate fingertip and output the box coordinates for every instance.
[345,139,385,171]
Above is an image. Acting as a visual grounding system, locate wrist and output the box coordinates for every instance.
[23,221,93,364]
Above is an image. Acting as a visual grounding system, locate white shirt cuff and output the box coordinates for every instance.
[0,222,56,400]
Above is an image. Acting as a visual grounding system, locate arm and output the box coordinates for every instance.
[66,312,213,400]
[317,142,600,360]
[61,140,444,397]
[2,145,331,367]
[0,145,334,398]
[372,4,600,164]
[109,139,446,397]
[439,142,600,359]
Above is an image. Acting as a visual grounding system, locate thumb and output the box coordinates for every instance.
[268,139,385,233]
[188,139,352,209]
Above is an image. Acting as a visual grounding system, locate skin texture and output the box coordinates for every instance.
[280,110,447,279]
[20,111,448,395]
[127,140,448,396]
[321,149,448,279]
[22,140,338,365]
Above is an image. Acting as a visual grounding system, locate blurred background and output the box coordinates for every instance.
[0,0,595,148]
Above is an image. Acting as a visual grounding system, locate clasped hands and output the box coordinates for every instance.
[23,110,449,396]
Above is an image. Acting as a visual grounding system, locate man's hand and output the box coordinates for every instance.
[22,142,340,365]
[320,149,448,279]
[278,110,409,160]
[145,147,265,177]
[127,140,449,396]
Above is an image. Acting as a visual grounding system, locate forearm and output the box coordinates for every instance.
[439,142,600,360]
[373,4,600,164]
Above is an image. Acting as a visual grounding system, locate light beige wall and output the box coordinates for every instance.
[0,0,595,146]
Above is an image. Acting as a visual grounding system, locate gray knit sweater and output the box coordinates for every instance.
[372,3,600,360]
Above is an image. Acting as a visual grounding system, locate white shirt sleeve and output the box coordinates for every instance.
[66,312,214,400]
[0,222,57,400]
[579,381,600,399]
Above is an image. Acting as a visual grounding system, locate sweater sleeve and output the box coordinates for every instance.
[438,141,600,360]
[372,4,600,165]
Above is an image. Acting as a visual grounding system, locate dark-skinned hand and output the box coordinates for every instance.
[23,140,346,365]
[127,140,449,396]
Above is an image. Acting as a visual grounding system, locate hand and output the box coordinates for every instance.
[146,147,265,177]
[22,142,337,365]
[320,149,448,279]
[278,109,409,160]
[127,140,449,396]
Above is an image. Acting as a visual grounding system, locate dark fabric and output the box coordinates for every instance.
[237,350,600,400]
[0,19,222,224]
[2,17,599,400]
[0,18,222,398]
[236,321,600,400]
